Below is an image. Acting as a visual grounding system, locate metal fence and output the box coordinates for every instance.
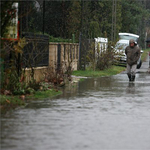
[22,32,49,68]
[79,37,95,70]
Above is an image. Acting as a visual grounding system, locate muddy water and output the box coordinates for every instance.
[1,73,150,150]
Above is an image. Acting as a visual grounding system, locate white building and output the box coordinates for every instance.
[94,37,108,59]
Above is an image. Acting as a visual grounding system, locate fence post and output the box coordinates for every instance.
[72,34,75,43]
[78,32,82,70]
[149,52,150,68]
[0,58,4,84]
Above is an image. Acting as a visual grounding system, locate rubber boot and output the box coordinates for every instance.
[131,75,135,81]
[127,74,132,81]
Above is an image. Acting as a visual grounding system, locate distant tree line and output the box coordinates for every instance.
[1,0,150,47]
[30,0,150,47]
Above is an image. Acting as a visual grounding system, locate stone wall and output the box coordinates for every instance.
[24,67,48,82]
[49,42,79,72]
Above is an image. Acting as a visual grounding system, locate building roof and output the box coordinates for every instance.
[119,33,139,38]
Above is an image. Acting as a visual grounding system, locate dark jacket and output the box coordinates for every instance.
[125,45,141,66]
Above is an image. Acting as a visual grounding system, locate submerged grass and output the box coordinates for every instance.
[0,94,25,114]
[72,66,125,77]
[0,89,62,114]
[27,89,62,99]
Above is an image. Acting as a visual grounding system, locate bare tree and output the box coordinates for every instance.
[22,34,49,80]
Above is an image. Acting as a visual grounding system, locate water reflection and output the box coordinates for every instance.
[126,82,135,94]
[56,76,120,100]
[1,73,150,150]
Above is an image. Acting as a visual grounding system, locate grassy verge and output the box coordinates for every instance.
[72,66,125,77]
[27,89,62,100]
[0,95,25,114]
[0,89,62,114]
[141,48,150,61]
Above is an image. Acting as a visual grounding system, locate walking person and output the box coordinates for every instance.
[125,39,141,81]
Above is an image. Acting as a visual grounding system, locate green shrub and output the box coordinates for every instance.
[86,41,115,71]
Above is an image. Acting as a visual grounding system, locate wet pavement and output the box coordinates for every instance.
[1,56,150,150]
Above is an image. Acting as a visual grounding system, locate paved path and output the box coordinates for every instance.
[137,54,150,73]
[1,54,150,150]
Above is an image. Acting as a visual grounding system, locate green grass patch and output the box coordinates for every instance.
[0,94,25,114]
[0,95,25,105]
[141,48,150,61]
[72,66,125,77]
[0,89,62,114]
[27,89,62,100]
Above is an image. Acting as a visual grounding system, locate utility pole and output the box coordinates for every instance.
[79,0,83,70]
[144,0,147,49]
[111,0,117,42]
[43,0,45,34]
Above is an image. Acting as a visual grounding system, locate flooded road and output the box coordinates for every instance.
[1,69,150,149]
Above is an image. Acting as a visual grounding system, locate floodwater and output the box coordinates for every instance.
[1,72,150,150]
